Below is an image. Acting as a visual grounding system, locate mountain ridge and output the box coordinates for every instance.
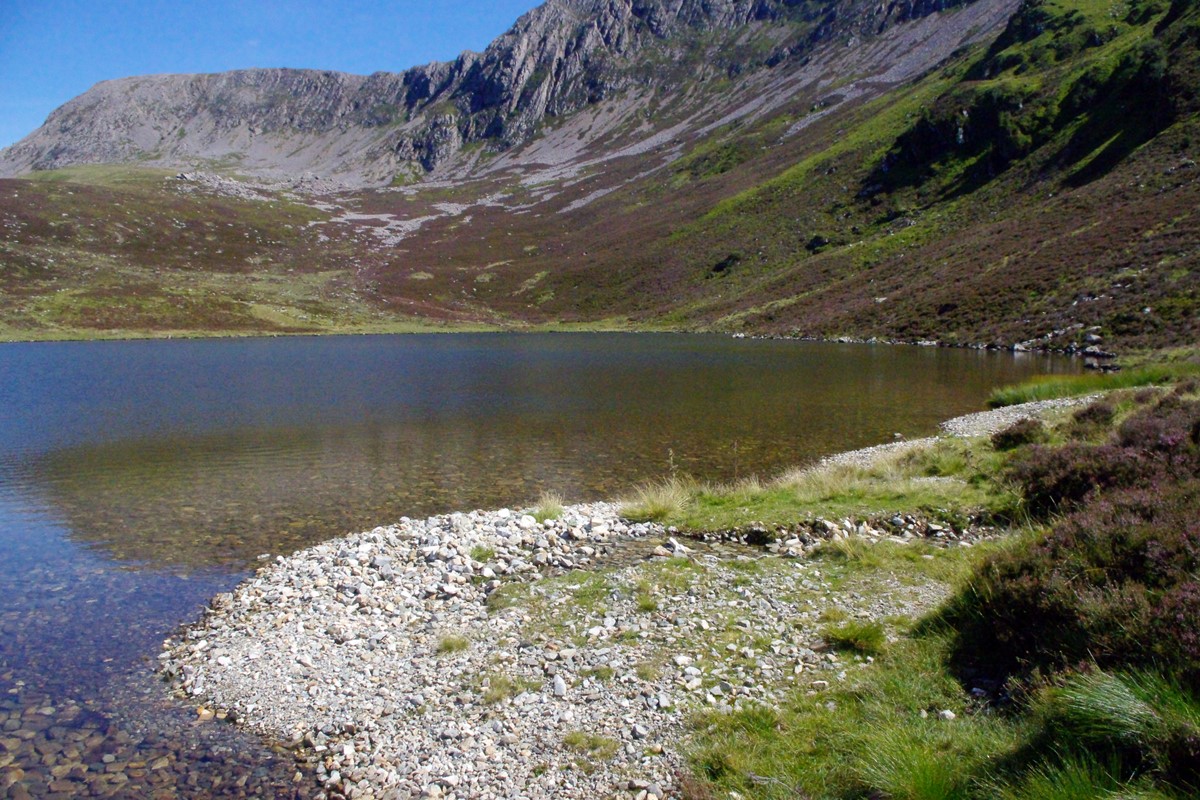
[0,0,1194,352]
[0,0,982,185]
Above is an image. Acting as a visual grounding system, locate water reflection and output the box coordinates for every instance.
[10,338,1072,571]
[0,333,1075,797]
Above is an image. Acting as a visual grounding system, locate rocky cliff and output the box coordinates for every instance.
[0,0,979,185]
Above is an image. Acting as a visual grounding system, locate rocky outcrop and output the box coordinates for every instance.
[0,0,988,184]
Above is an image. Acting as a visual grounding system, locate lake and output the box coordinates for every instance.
[0,333,1073,797]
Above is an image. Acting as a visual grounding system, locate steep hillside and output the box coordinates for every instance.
[0,0,982,186]
[0,0,1195,351]
[391,0,1197,352]
[635,0,1200,350]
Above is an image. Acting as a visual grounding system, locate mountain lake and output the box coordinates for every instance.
[0,332,1076,797]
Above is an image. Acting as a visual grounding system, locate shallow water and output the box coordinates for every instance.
[0,333,1074,796]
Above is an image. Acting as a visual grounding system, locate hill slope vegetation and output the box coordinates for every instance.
[0,0,1195,350]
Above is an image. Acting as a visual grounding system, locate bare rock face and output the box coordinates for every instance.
[0,0,987,185]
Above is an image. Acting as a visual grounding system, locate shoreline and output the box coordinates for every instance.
[0,325,1103,363]
[159,396,1095,800]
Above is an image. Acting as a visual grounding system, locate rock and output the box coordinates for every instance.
[938,709,956,721]
[156,496,961,798]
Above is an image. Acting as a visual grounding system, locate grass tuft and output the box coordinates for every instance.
[481,672,541,704]
[532,490,565,523]
[436,634,470,654]
[1045,670,1161,745]
[562,730,620,760]
[469,544,496,563]
[854,734,970,800]
[620,477,697,521]
[822,619,887,656]
[482,673,519,704]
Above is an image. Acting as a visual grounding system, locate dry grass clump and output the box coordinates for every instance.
[619,476,699,521]
[532,490,565,523]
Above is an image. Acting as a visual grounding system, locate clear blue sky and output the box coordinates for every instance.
[0,0,542,149]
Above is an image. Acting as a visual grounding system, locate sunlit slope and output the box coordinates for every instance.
[465,0,1198,350]
[1,0,1195,347]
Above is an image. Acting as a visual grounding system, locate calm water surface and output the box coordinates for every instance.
[0,333,1075,796]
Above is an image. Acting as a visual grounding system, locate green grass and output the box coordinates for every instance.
[25,164,178,187]
[821,619,887,656]
[989,755,1174,800]
[818,536,997,586]
[987,364,1200,407]
[569,574,612,612]
[436,634,470,654]
[623,438,1014,531]
[562,730,620,760]
[480,672,541,704]
[481,673,520,704]
[681,377,1200,799]
[582,665,615,681]
[687,635,1027,799]
[686,632,1200,799]
[640,556,706,591]
[563,728,620,774]
[469,545,496,563]
[1036,670,1200,770]
[635,661,660,682]
[485,582,528,613]
[532,490,565,523]
[619,477,696,522]
[635,580,659,613]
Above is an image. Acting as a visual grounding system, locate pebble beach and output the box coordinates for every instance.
[159,397,1096,800]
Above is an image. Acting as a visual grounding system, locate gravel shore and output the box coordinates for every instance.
[160,397,1096,800]
[819,395,1097,470]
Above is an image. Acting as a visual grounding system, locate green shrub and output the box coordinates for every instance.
[1007,442,1155,517]
[1070,399,1117,431]
[945,480,1200,687]
[992,417,1048,451]
[1007,396,1200,518]
[941,398,1200,688]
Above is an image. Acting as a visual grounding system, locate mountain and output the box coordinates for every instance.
[0,0,1195,352]
[0,0,1004,185]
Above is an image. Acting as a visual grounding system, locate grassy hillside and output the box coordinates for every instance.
[0,169,509,338]
[529,0,1200,350]
[0,0,1195,347]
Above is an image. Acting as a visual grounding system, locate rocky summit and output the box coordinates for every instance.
[0,0,1007,185]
